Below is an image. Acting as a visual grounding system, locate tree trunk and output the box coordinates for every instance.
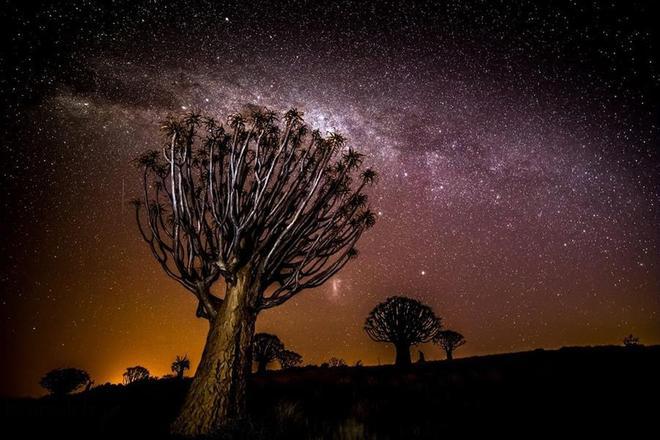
[257,359,268,373]
[170,272,257,437]
[394,342,411,366]
[446,349,453,361]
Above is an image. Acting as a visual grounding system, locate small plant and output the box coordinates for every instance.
[328,357,347,367]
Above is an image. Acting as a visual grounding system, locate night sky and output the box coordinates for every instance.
[1,0,659,397]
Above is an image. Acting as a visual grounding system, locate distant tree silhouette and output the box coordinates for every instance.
[434,330,466,360]
[417,350,426,363]
[253,333,285,373]
[123,366,150,384]
[277,349,303,369]
[364,296,441,366]
[355,360,363,367]
[327,357,347,367]
[623,334,641,347]
[133,108,377,436]
[171,355,191,379]
[40,368,91,396]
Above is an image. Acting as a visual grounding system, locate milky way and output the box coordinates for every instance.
[1,0,659,396]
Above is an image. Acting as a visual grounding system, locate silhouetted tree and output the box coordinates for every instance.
[327,357,347,367]
[40,368,91,396]
[417,350,426,363]
[134,108,376,436]
[123,366,150,384]
[253,333,285,373]
[277,349,303,369]
[623,334,641,347]
[364,296,441,366]
[434,330,466,360]
[171,355,191,379]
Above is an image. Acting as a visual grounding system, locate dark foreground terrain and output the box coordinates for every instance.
[3,345,659,439]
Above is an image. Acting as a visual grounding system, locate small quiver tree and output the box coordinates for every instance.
[172,355,191,379]
[40,368,91,396]
[364,296,441,366]
[252,333,284,373]
[623,334,641,347]
[434,329,466,360]
[277,349,303,369]
[123,365,150,384]
[327,357,347,367]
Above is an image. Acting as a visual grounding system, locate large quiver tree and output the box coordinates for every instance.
[134,108,376,436]
[364,296,441,366]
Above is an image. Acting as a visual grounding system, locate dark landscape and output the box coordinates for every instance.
[2,1,659,438]
[4,345,658,438]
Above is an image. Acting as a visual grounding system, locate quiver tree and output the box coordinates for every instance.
[171,355,191,378]
[277,349,303,369]
[623,334,641,347]
[252,333,284,373]
[133,108,377,436]
[327,357,347,367]
[434,329,466,360]
[123,366,150,384]
[364,296,441,366]
[40,368,91,396]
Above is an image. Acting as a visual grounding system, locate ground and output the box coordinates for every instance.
[2,345,658,439]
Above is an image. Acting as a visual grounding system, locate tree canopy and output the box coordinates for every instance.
[133,108,377,321]
[171,355,191,378]
[277,349,303,369]
[39,368,90,396]
[253,333,285,372]
[434,329,466,360]
[364,296,441,346]
[364,296,441,366]
[123,366,150,384]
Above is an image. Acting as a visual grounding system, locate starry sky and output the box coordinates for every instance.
[1,0,659,396]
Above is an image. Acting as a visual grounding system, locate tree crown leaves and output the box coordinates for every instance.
[123,365,150,384]
[277,349,303,369]
[364,296,441,345]
[434,329,466,350]
[171,355,191,374]
[134,107,377,319]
